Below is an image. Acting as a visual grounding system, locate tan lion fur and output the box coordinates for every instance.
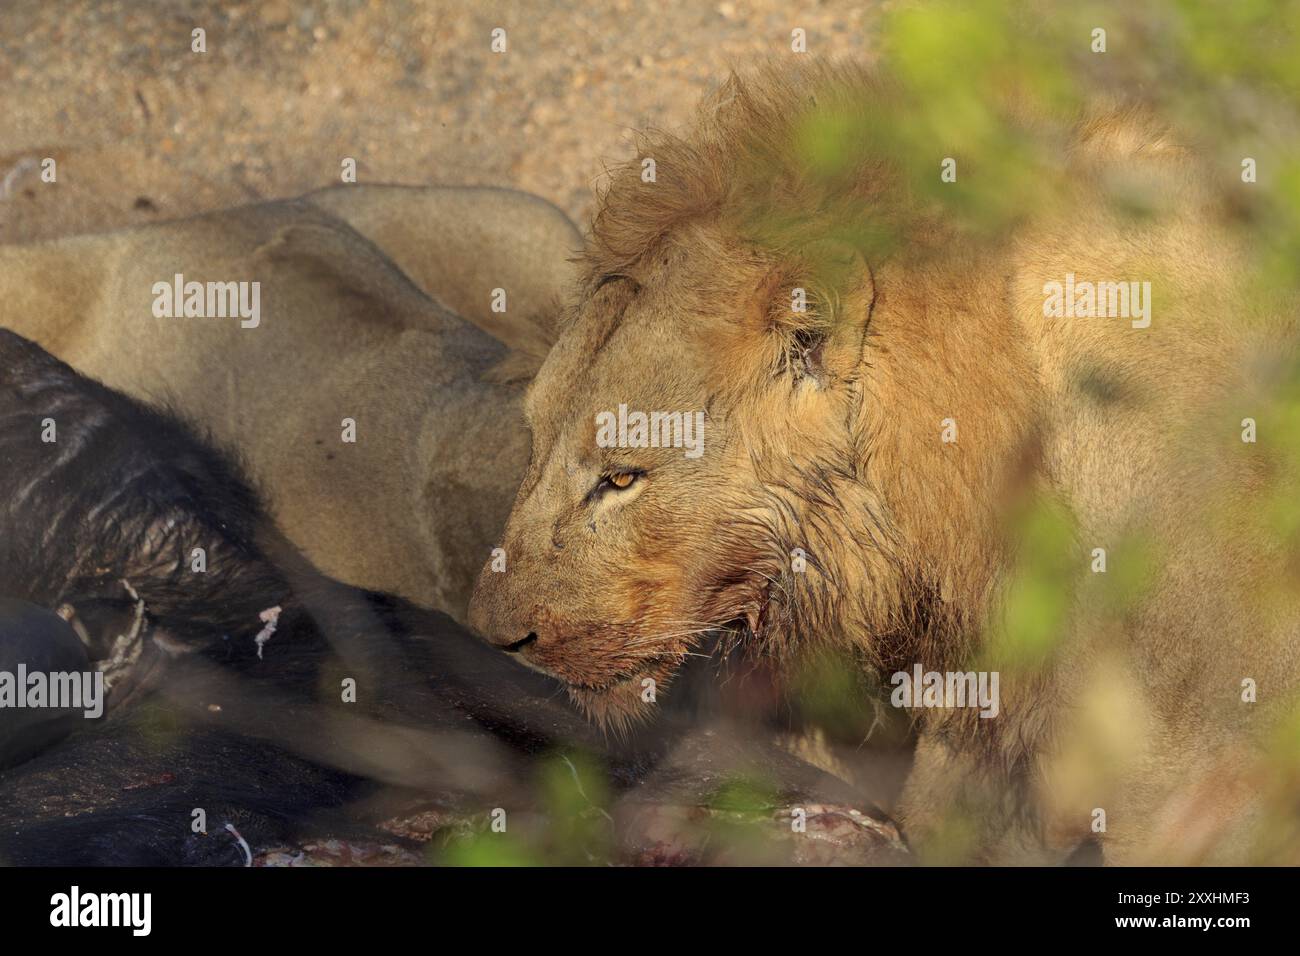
[0,185,582,620]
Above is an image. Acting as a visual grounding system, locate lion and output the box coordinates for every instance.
[469,62,1300,863]
[0,185,582,620]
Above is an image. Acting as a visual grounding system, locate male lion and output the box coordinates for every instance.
[470,62,1300,863]
[0,185,581,620]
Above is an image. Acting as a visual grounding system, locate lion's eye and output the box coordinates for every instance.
[587,470,644,503]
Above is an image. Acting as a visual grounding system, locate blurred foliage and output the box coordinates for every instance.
[981,495,1079,674]
[791,648,904,744]
[786,0,1300,280]
[705,775,779,815]
[438,750,612,866]
[695,776,794,864]
[792,0,1300,863]
[434,756,800,866]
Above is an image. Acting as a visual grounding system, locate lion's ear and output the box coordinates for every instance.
[761,242,875,390]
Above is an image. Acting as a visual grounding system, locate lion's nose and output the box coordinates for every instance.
[467,579,541,652]
[467,597,539,652]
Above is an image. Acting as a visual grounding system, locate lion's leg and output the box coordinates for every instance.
[896,729,1074,864]
[895,730,995,861]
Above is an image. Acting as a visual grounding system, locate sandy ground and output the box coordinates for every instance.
[0,0,883,245]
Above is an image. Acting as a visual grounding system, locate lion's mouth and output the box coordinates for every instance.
[518,584,775,702]
[511,647,671,695]
[569,668,649,694]
[579,596,772,692]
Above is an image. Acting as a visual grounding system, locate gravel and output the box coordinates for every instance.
[0,0,883,243]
